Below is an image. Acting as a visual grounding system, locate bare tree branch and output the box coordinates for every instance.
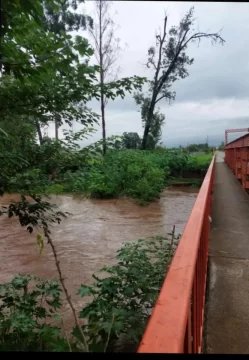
[182,31,225,49]
[154,94,168,104]
[154,16,168,87]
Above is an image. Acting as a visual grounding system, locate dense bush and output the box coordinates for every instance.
[0,275,70,351]
[6,148,212,202]
[77,234,180,351]
[8,169,50,194]
[60,149,190,202]
[87,151,166,201]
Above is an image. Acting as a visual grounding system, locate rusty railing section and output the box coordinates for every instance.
[137,156,215,354]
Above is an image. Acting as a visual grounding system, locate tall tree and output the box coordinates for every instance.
[139,7,225,150]
[89,0,123,155]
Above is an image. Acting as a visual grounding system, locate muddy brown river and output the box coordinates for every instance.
[0,188,198,332]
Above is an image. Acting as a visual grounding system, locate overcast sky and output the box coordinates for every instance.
[49,1,249,147]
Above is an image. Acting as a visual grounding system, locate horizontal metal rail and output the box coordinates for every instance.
[137,156,215,354]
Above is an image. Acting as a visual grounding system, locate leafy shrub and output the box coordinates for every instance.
[8,169,49,194]
[77,234,180,351]
[5,148,202,202]
[0,275,70,351]
[62,170,89,193]
[58,149,192,202]
[164,150,189,177]
[45,183,65,195]
[69,150,167,202]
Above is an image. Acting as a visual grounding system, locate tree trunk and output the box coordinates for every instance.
[141,99,156,150]
[141,122,150,150]
[55,117,59,140]
[36,120,43,145]
[100,72,106,155]
[99,0,106,156]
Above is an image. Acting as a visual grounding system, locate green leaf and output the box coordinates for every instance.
[77,285,93,297]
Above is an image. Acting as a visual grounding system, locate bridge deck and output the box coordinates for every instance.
[205,151,249,353]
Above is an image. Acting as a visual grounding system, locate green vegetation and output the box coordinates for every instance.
[0,234,179,352]
[0,275,68,352]
[62,150,166,202]
[6,147,212,202]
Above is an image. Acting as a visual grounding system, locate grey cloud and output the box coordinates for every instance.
[162,116,249,147]
[173,74,249,104]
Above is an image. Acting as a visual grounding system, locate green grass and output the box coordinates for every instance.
[187,153,213,173]
[191,153,213,165]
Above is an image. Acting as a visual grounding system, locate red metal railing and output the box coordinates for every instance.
[225,133,249,192]
[137,156,215,354]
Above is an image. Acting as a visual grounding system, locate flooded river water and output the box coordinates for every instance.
[0,188,198,331]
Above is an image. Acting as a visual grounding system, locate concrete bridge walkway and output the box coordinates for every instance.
[205,151,249,353]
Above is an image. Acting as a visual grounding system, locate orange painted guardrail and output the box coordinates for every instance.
[137,155,215,354]
[225,133,249,192]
